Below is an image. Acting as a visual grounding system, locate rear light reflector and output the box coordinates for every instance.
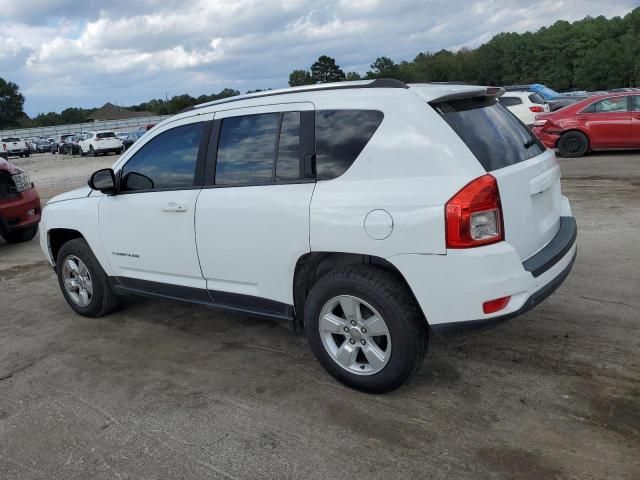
[483,296,511,314]
[445,174,504,248]
[529,106,544,113]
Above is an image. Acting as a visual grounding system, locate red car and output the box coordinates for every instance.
[0,149,41,243]
[533,92,640,157]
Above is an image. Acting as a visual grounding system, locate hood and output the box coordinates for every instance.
[46,186,92,205]
[0,157,20,175]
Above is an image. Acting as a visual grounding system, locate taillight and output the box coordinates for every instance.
[529,106,544,113]
[445,174,504,248]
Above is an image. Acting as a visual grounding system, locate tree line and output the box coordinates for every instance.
[1,8,638,129]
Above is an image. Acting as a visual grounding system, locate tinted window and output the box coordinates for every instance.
[631,96,640,112]
[97,132,116,139]
[528,93,546,105]
[276,112,301,181]
[121,122,202,190]
[586,97,628,113]
[216,113,279,185]
[433,97,544,172]
[499,97,523,107]
[315,110,383,180]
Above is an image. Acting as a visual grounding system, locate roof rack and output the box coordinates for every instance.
[182,78,409,113]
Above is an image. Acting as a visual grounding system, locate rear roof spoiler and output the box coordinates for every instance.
[431,87,505,103]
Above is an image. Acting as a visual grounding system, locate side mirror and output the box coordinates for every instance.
[88,168,117,194]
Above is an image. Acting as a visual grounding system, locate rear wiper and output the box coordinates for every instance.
[524,139,537,149]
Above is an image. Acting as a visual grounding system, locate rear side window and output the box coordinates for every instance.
[432,97,544,172]
[315,110,384,180]
[499,97,523,107]
[582,97,628,113]
[631,96,640,112]
[215,113,280,185]
[97,132,116,139]
[528,93,546,104]
[121,122,203,190]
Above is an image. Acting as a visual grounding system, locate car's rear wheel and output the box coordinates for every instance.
[1,225,38,244]
[558,131,589,158]
[56,238,120,317]
[90,146,97,157]
[304,266,427,393]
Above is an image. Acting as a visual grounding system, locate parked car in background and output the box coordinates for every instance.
[533,92,640,157]
[39,80,576,392]
[34,139,53,153]
[64,135,84,155]
[121,131,144,151]
[58,134,79,155]
[51,134,75,154]
[116,131,131,141]
[0,155,41,243]
[498,91,549,127]
[79,131,123,156]
[502,84,586,111]
[1,137,30,158]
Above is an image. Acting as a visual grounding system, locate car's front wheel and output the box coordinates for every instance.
[56,238,120,317]
[304,266,427,393]
[1,225,38,244]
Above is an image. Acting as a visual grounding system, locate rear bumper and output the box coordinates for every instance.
[389,215,577,337]
[533,128,561,149]
[0,187,42,235]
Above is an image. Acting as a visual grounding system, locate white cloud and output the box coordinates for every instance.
[0,0,636,115]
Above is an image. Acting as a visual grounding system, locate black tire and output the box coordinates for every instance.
[80,147,85,156]
[1,225,38,244]
[90,146,97,157]
[558,131,589,158]
[56,238,120,317]
[304,266,428,393]
[24,152,30,158]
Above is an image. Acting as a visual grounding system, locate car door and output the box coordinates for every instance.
[630,95,640,146]
[195,103,316,318]
[577,96,631,148]
[98,114,212,296]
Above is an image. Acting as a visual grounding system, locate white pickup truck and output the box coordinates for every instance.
[0,137,30,158]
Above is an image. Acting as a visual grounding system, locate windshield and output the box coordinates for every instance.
[432,96,544,172]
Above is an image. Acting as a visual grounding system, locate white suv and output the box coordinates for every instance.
[39,79,576,392]
[498,91,549,127]
[79,131,123,156]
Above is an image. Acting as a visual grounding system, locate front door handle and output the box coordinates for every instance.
[162,202,188,213]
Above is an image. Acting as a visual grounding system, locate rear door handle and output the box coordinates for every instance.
[162,202,188,212]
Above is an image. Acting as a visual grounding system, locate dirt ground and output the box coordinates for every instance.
[1,151,639,479]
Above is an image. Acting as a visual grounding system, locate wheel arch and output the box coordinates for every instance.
[48,228,84,263]
[558,128,591,150]
[292,251,426,331]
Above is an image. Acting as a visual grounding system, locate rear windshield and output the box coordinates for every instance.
[97,132,116,139]
[2,138,20,142]
[499,96,522,106]
[431,97,544,171]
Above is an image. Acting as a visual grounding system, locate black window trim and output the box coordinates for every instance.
[114,120,212,195]
[202,109,317,189]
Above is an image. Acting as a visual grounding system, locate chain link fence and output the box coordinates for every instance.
[0,115,171,139]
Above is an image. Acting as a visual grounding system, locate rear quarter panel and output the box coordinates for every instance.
[309,89,485,258]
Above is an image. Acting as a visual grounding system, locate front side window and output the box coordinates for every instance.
[630,95,640,112]
[121,122,203,190]
[315,110,384,180]
[215,113,280,185]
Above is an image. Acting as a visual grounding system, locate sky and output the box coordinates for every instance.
[0,0,637,116]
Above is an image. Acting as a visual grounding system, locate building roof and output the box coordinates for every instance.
[86,102,154,121]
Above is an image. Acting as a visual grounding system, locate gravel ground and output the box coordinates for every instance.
[0,151,639,479]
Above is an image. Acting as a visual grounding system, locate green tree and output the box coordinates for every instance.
[346,71,362,81]
[289,69,315,87]
[310,56,346,83]
[366,57,399,78]
[0,78,25,129]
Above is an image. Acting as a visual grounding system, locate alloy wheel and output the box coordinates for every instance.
[61,255,93,307]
